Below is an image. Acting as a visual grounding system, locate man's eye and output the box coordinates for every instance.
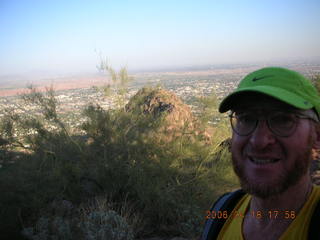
[238,114,256,124]
[272,114,292,123]
[271,114,295,129]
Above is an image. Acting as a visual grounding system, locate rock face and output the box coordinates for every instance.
[126,87,195,127]
[125,87,210,142]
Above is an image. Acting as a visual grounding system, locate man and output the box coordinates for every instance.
[202,67,320,239]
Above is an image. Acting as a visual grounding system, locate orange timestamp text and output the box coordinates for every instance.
[205,210,296,220]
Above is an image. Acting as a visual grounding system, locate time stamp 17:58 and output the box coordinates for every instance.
[205,210,296,220]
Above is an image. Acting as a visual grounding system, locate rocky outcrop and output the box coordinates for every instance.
[125,87,211,142]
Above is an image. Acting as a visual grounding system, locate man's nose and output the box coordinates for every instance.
[249,120,276,149]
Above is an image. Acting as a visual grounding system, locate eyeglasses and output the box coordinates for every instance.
[229,110,318,137]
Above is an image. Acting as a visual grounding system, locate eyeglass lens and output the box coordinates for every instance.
[230,112,298,137]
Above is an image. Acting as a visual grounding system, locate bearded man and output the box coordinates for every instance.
[202,67,320,240]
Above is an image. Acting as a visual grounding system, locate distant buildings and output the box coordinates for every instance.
[1,62,319,130]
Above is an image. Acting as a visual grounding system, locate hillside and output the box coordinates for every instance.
[0,86,237,239]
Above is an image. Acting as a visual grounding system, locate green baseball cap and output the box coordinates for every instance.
[219,67,320,117]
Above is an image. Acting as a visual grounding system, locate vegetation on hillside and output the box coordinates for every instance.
[0,81,238,240]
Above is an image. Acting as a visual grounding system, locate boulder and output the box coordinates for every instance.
[125,87,211,143]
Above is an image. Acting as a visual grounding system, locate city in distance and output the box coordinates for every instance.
[1,59,320,128]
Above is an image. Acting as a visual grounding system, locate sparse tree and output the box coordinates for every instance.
[195,91,220,125]
[96,54,133,109]
[311,74,320,93]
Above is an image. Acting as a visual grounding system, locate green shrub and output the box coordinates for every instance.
[22,216,72,240]
[22,210,133,240]
[80,210,134,240]
[0,86,238,239]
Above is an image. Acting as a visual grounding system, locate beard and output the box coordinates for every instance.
[232,135,313,199]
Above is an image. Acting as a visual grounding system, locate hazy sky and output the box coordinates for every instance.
[1,0,320,75]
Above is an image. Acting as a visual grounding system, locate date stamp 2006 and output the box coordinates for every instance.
[205,210,296,220]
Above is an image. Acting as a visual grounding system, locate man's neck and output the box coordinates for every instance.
[243,175,313,240]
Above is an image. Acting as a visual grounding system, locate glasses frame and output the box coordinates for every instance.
[229,110,317,137]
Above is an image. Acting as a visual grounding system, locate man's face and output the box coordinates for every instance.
[231,95,315,199]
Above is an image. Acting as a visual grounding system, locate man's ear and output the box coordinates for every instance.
[313,123,320,149]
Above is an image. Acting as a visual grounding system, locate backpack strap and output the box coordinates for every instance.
[201,189,245,240]
[308,197,320,239]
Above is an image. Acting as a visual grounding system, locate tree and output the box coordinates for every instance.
[96,55,133,109]
[311,74,320,93]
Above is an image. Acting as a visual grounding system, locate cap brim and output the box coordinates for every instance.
[218,86,313,113]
